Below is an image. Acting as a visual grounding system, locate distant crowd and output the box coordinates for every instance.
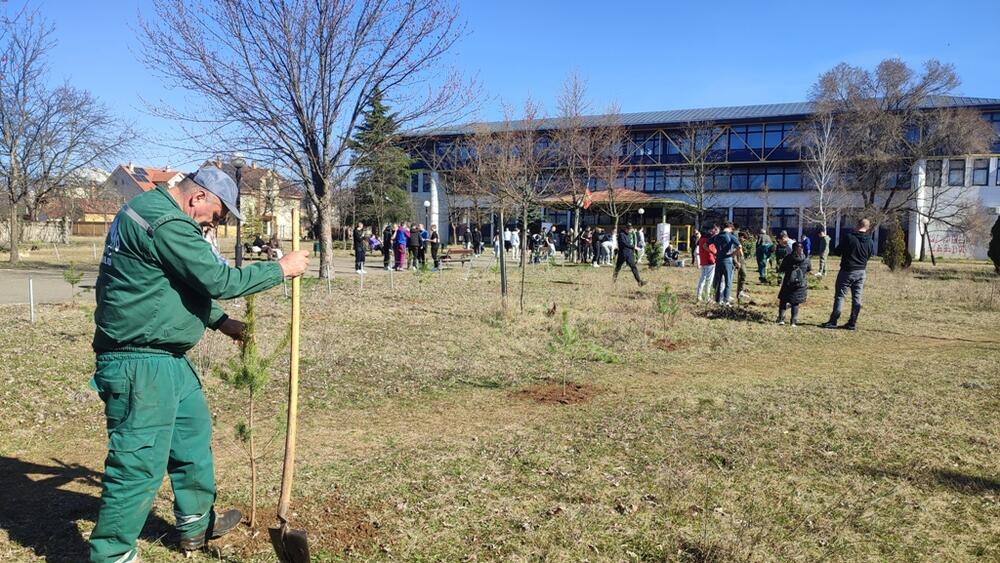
[345,216,877,330]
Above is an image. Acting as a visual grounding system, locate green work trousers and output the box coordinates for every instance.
[818,253,829,276]
[89,350,216,563]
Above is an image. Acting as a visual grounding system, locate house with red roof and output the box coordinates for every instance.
[104,163,185,200]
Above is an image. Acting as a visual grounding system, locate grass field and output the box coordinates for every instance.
[1,241,999,562]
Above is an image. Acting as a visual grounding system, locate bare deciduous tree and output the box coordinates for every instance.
[595,106,641,237]
[551,73,598,254]
[792,108,847,230]
[1,7,133,262]
[810,58,995,227]
[669,123,725,232]
[142,0,474,278]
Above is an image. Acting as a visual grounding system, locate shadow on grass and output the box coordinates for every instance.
[858,326,1000,345]
[856,464,1000,496]
[0,456,173,562]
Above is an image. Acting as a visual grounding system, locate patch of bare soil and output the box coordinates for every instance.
[223,495,378,559]
[514,382,599,405]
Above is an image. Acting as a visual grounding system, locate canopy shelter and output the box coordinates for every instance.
[539,189,696,221]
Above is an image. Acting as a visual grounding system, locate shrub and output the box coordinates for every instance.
[988,215,1000,275]
[882,218,910,272]
[645,241,663,269]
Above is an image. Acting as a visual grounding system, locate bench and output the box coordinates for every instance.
[440,247,475,266]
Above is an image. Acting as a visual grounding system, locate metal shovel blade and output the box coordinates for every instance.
[268,524,310,563]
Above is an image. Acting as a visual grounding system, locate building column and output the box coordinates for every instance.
[834,212,841,247]
[909,159,926,259]
[429,171,441,243]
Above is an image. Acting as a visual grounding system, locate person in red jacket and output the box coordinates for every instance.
[695,225,718,302]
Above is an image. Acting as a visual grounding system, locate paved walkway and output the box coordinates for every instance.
[0,269,98,305]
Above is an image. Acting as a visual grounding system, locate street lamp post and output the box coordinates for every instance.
[423,200,430,230]
[232,154,246,267]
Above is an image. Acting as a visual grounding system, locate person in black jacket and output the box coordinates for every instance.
[407,223,421,269]
[382,224,394,270]
[776,242,810,326]
[352,222,367,274]
[821,218,876,330]
[429,224,441,270]
[613,224,646,286]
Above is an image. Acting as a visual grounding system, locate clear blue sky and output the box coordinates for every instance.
[14,0,1000,169]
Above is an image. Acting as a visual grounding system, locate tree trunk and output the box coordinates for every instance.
[498,206,508,310]
[248,393,257,527]
[317,196,334,278]
[925,228,938,266]
[521,205,528,313]
[8,204,20,264]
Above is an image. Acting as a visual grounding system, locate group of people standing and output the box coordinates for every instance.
[692,219,874,328]
[352,221,441,273]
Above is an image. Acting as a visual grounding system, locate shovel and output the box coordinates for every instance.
[269,208,310,563]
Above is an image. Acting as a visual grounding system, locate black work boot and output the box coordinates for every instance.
[844,304,861,330]
[179,509,243,551]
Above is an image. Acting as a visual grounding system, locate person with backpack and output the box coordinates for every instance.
[776,241,810,326]
[407,223,421,269]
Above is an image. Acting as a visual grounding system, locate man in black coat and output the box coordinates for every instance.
[613,224,646,286]
[821,218,876,330]
[353,222,366,274]
[382,223,394,270]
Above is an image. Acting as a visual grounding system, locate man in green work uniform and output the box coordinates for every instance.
[89,166,309,562]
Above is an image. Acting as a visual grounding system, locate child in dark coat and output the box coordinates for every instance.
[776,242,810,326]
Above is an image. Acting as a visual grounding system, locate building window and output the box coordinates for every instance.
[422,173,431,192]
[926,159,942,187]
[664,168,681,191]
[986,112,1000,137]
[948,159,965,186]
[768,207,799,235]
[729,125,762,153]
[630,132,661,157]
[732,208,763,231]
[729,168,748,191]
[411,173,420,193]
[708,170,729,191]
[763,123,796,150]
[972,158,989,186]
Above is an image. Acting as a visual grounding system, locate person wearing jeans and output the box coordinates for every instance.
[821,218,876,330]
[710,222,739,305]
[695,226,718,302]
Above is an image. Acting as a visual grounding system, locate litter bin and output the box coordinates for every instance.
[312,241,321,253]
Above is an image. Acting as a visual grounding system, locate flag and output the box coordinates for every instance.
[582,188,592,210]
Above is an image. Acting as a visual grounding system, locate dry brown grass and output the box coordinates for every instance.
[1,252,999,561]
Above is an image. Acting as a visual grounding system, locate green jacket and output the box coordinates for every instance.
[93,185,284,354]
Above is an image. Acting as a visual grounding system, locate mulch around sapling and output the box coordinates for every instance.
[513,382,600,405]
[218,494,379,558]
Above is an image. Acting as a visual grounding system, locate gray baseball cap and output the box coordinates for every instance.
[190,166,243,221]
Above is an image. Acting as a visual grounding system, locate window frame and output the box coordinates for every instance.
[948,159,966,187]
[972,158,989,186]
[925,159,942,187]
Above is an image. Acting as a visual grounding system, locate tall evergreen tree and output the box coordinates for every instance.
[351,89,413,230]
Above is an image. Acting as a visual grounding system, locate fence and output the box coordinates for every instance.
[0,219,70,247]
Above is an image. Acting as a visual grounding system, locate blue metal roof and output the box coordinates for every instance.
[405,95,1000,138]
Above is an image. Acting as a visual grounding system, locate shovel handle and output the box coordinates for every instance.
[277,208,302,523]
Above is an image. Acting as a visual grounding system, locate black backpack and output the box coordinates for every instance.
[788,264,806,290]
